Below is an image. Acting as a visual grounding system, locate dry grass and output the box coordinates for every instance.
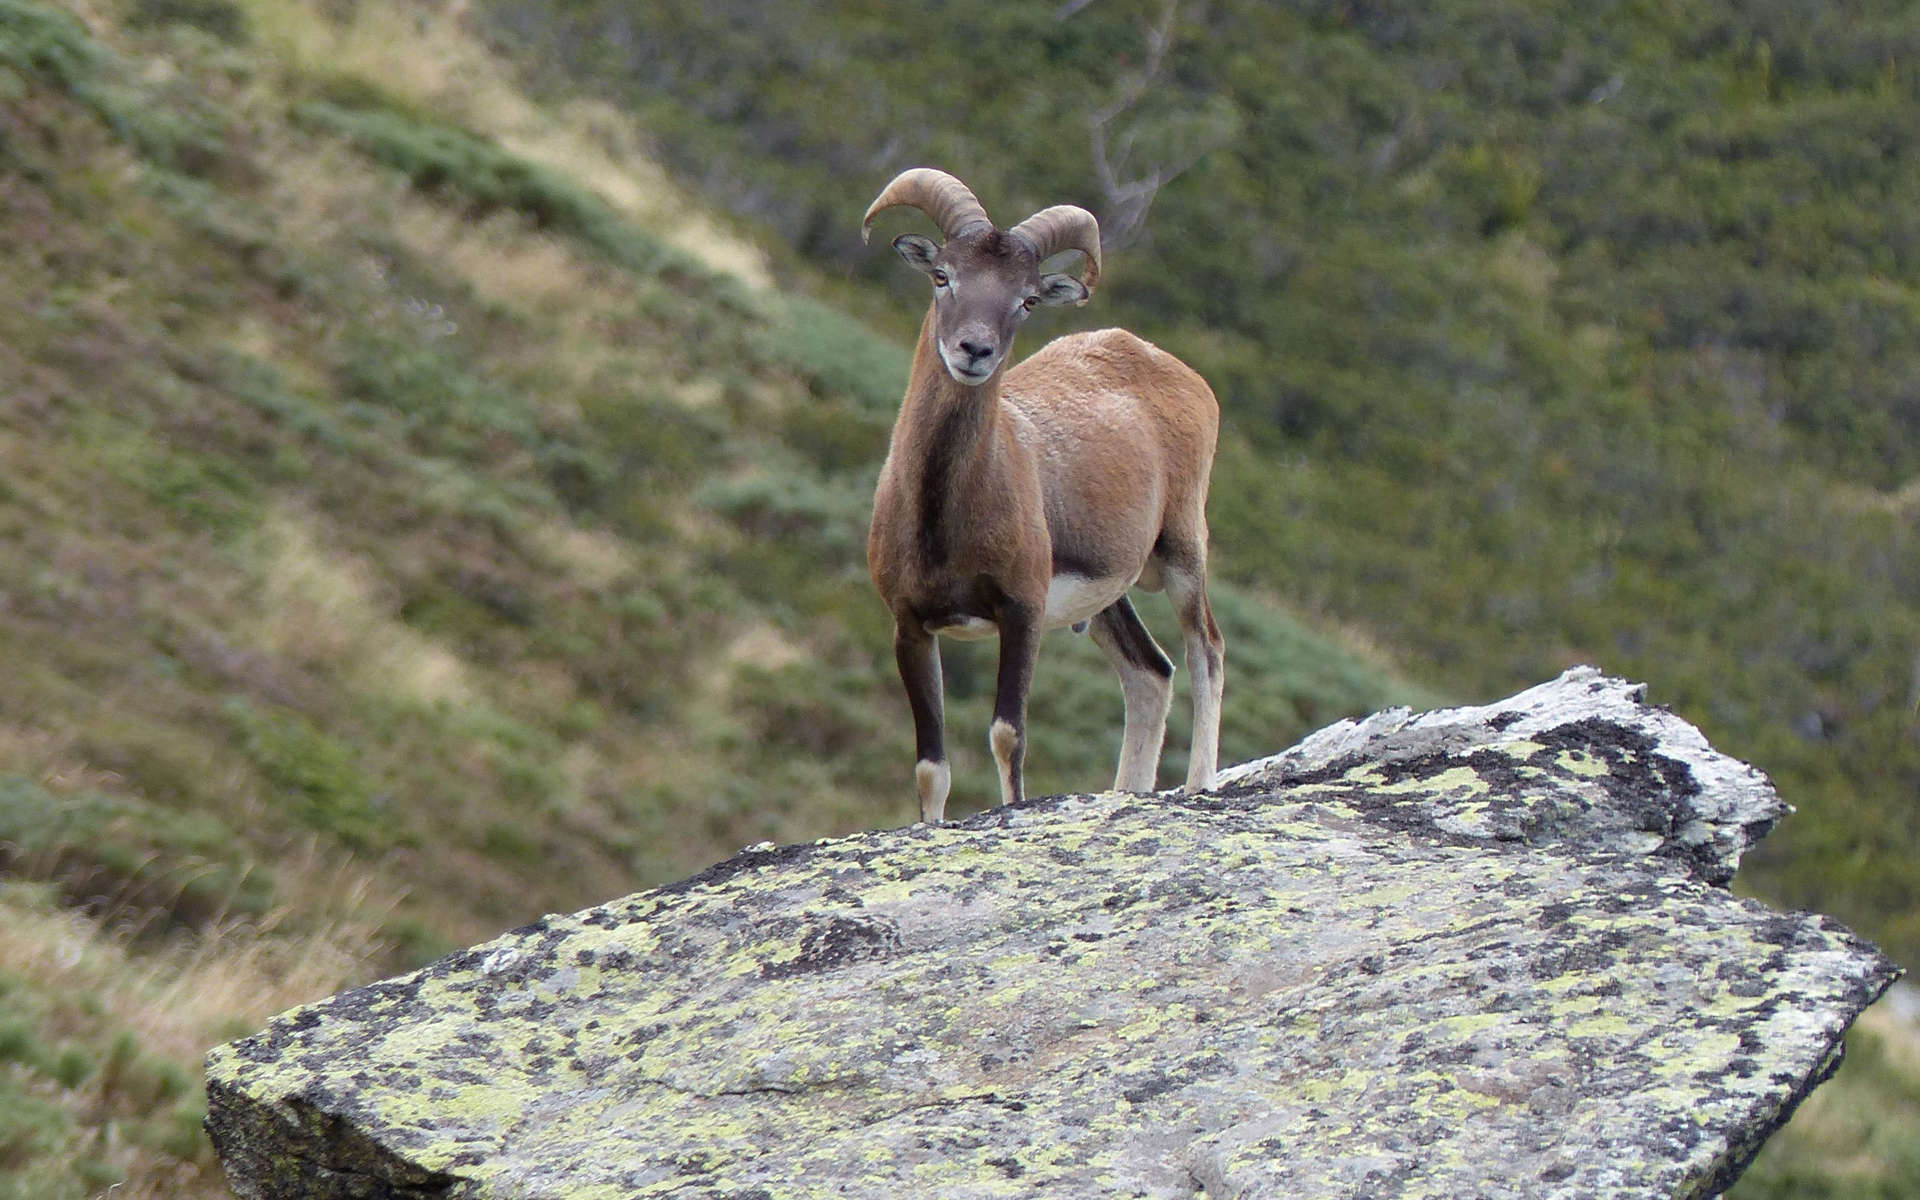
[398,206,603,317]
[229,0,497,120]
[1828,474,1920,518]
[247,509,476,709]
[227,0,771,288]
[722,624,810,673]
[0,869,397,1199]
[1487,230,1559,303]
[526,520,638,592]
[0,724,128,796]
[495,96,775,291]
[377,198,618,401]
[0,846,396,1059]
[255,137,402,259]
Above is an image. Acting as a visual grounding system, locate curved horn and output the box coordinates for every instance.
[1007,204,1103,297]
[861,168,993,244]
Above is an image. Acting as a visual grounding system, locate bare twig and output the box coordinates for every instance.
[1079,0,1227,248]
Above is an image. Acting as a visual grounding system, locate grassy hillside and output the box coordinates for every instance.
[0,0,1911,1196]
[0,2,1445,1193]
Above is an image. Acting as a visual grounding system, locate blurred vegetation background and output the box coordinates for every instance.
[0,0,1912,1195]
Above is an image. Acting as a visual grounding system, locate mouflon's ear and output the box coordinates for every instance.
[1036,272,1091,307]
[893,233,941,276]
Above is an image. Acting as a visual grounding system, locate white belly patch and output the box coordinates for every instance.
[921,574,1127,638]
[1043,573,1126,631]
[926,615,998,640]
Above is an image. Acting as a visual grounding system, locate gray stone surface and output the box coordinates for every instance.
[1214,666,1787,885]
[206,668,1900,1199]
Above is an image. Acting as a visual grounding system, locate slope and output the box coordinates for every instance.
[0,1,1435,1194]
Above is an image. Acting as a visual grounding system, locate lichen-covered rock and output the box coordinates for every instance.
[206,669,1899,1199]
[1214,667,1786,886]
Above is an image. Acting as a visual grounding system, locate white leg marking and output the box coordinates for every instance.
[1165,566,1224,793]
[1089,607,1174,793]
[916,759,951,824]
[1114,665,1172,792]
[1184,646,1223,791]
[989,718,1020,807]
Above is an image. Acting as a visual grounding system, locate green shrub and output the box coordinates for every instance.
[480,821,539,864]
[0,897,222,1193]
[380,915,457,968]
[137,450,261,539]
[48,1046,92,1090]
[337,329,535,447]
[222,699,382,848]
[750,295,910,419]
[0,1016,41,1069]
[0,1084,66,1174]
[128,0,247,43]
[696,469,871,566]
[0,0,99,88]
[0,776,273,928]
[153,1098,210,1161]
[218,352,355,454]
[584,389,727,481]
[0,0,228,173]
[1442,141,1544,236]
[733,660,881,762]
[290,99,713,284]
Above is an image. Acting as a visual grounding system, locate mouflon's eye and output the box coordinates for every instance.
[1023,295,1039,310]
[930,269,949,287]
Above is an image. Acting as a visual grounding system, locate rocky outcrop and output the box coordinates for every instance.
[206,668,1900,1199]
[1212,664,1785,886]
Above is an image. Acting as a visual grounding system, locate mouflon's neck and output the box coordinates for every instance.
[892,305,1005,477]
[881,305,1016,570]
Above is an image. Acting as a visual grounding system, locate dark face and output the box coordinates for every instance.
[895,229,1089,386]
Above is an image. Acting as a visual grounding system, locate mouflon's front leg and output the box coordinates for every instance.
[894,624,949,822]
[987,601,1041,808]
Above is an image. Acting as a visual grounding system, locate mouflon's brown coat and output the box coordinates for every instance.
[863,168,1223,821]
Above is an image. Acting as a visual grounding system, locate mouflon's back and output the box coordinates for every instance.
[1003,328,1219,552]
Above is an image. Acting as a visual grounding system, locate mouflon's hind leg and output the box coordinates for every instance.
[1088,596,1174,792]
[1162,555,1225,792]
[894,624,949,822]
